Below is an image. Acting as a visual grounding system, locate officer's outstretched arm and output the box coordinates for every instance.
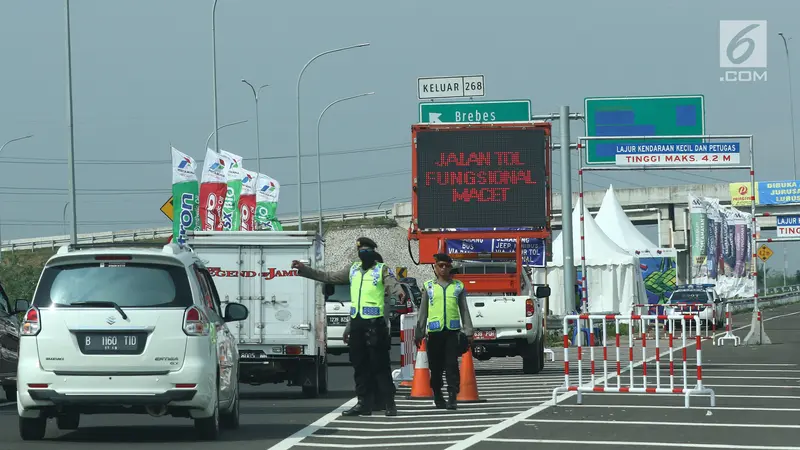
[458,289,474,337]
[297,266,350,284]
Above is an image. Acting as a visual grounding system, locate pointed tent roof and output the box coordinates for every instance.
[595,185,658,252]
[552,203,636,266]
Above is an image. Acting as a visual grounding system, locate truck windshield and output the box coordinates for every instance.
[669,291,709,303]
[326,284,350,303]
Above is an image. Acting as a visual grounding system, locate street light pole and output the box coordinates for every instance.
[295,42,370,230]
[205,119,248,150]
[211,0,221,153]
[315,92,375,235]
[63,202,70,236]
[779,32,797,179]
[0,134,34,262]
[241,80,269,174]
[65,0,78,246]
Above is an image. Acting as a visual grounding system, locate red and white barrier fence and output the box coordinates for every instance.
[716,302,741,347]
[393,312,417,387]
[552,314,716,408]
[632,303,717,342]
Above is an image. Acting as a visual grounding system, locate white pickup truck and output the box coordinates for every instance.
[186,231,328,398]
[323,284,351,355]
[456,261,551,374]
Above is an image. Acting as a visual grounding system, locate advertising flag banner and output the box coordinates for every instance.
[170,147,200,243]
[199,148,230,231]
[255,174,283,231]
[219,150,244,231]
[239,170,257,231]
[690,194,755,298]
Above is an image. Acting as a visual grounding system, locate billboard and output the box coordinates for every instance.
[414,127,548,229]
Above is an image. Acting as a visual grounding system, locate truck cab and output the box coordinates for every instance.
[454,259,550,374]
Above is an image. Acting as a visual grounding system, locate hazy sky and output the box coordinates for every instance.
[0,0,798,271]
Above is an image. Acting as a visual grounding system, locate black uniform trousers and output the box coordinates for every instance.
[348,316,395,408]
[427,329,461,395]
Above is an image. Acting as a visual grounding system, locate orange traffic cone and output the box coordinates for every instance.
[407,339,433,399]
[456,348,485,403]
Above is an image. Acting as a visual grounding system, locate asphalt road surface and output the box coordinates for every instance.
[2,305,799,449]
[0,337,403,449]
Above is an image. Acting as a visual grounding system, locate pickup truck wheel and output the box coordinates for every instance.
[522,338,543,375]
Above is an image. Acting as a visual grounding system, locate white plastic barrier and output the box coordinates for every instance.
[552,313,716,408]
[393,312,417,387]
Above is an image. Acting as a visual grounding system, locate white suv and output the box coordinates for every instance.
[15,242,249,441]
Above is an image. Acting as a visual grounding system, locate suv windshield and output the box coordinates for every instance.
[326,284,351,303]
[669,290,709,303]
[32,262,193,308]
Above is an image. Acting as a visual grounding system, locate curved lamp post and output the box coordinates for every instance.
[315,92,375,235]
[295,42,370,230]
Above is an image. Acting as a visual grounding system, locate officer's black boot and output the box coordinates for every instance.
[384,397,397,417]
[342,400,372,417]
[446,391,457,410]
[433,389,446,409]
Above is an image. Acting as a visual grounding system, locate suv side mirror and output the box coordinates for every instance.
[14,300,30,313]
[534,286,551,298]
[223,303,249,322]
[323,284,335,297]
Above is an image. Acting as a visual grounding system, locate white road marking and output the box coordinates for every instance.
[266,397,357,450]
[523,418,800,429]
[569,404,800,412]
[306,431,474,439]
[483,438,800,449]
[295,442,460,448]
[333,417,504,425]
[443,308,800,450]
[318,424,491,432]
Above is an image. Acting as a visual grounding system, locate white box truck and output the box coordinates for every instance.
[186,231,328,398]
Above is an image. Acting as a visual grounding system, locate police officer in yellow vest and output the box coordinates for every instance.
[292,237,404,417]
[415,253,473,410]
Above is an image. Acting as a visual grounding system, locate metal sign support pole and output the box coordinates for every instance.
[577,134,764,344]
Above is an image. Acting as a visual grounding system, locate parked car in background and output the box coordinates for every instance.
[663,283,723,328]
[0,279,19,402]
[324,283,351,356]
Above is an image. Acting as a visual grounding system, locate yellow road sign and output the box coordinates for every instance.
[396,267,408,279]
[757,244,773,262]
[161,196,173,221]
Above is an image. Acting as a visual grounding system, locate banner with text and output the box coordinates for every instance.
[776,215,800,237]
[615,142,740,166]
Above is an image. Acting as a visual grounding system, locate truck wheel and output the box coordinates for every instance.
[537,335,546,371]
[4,385,16,402]
[522,338,543,375]
[318,356,329,395]
[302,358,320,398]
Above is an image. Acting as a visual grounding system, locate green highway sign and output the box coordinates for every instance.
[584,95,705,165]
[419,99,531,124]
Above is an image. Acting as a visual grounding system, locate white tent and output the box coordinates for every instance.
[595,185,659,252]
[541,204,647,316]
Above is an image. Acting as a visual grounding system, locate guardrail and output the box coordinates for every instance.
[1,208,393,253]
[546,289,800,331]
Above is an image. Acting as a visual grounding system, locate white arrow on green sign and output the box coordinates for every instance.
[419,100,531,124]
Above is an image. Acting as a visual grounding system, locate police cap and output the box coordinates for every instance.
[433,253,452,263]
[356,237,378,250]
